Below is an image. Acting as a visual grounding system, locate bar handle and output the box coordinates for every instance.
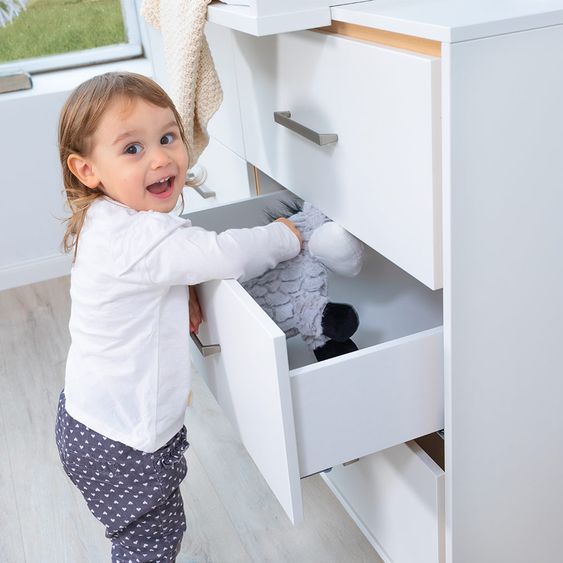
[274,110,338,146]
[190,332,221,357]
[185,166,216,199]
[192,184,216,199]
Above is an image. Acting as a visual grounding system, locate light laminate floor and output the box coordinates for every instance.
[0,277,383,563]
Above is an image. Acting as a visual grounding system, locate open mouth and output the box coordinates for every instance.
[146,176,175,199]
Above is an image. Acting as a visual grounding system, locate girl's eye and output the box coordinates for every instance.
[160,133,174,145]
[125,143,142,155]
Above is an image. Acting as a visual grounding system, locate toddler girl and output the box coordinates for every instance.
[54,71,301,563]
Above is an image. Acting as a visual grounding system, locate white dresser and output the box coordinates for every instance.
[156,2,563,561]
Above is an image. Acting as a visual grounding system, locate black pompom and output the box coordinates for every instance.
[321,302,359,341]
[314,339,358,361]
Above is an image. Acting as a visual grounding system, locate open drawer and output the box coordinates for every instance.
[324,436,445,562]
[234,30,442,289]
[187,191,444,524]
[207,0,367,36]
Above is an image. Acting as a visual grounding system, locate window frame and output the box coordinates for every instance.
[0,0,143,76]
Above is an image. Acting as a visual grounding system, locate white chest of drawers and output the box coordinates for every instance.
[150,1,563,561]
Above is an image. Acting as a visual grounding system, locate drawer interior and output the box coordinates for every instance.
[286,241,442,371]
[188,189,443,372]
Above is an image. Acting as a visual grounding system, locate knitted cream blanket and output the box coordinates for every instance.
[141,0,223,165]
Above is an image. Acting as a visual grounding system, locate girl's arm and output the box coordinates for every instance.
[188,285,203,334]
[141,220,301,286]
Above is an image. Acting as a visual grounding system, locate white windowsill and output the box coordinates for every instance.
[0,42,143,76]
[0,57,154,101]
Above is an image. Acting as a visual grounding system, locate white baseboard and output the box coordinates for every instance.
[0,253,72,292]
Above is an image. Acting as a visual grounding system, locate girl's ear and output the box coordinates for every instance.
[67,154,100,189]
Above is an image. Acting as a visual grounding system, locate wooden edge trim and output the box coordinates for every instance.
[314,21,441,58]
[252,165,261,195]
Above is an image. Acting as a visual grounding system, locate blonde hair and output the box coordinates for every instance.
[59,71,196,259]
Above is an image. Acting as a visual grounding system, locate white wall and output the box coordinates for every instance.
[0,87,71,290]
[0,0,160,291]
[0,62,153,291]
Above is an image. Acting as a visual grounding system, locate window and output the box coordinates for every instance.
[0,0,142,76]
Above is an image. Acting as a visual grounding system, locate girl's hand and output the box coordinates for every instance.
[188,285,203,333]
[275,217,303,248]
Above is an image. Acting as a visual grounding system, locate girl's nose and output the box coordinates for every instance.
[151,147,172,169]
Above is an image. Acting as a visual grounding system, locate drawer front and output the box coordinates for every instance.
[323,441,445,563]
[207,1,361,36]
[190,277,303,524]
[291,327,443,478]
[183,137,253,213]
[234,30,442,288]
[187,192,443,524]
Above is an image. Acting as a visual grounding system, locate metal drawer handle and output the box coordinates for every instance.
[274,111,338,146]
[190,332,221,357]
[185,166,216,199]
[192,184,216,199]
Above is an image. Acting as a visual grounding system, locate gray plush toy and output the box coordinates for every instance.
[242,201,364,361]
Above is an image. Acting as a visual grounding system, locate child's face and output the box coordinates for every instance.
[73,96,189,213]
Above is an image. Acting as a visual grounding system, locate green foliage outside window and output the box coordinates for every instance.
[0,0,126,63]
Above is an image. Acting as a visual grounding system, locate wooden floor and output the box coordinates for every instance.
[0,277,383,563]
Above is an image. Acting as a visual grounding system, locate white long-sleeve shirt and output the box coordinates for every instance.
[64,197,300,452]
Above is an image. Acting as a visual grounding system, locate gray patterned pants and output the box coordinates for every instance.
[55,391,188,562]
